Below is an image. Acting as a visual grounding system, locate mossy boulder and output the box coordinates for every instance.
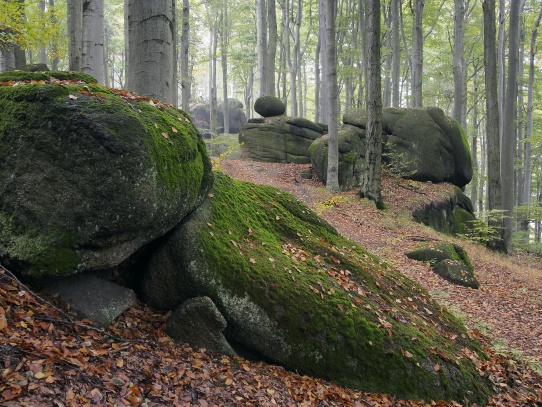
[339,107,472,189]
[406,243,473,271]
[254,95,286,117]
[412,187,475,235]
[0,71,213,278]
[309,125,366,191]
[406,243,479,289]
[137,172,491,403]
[239,116,323,164]
[434,259,480,289]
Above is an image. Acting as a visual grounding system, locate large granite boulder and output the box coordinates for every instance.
[189,98,247,136]
[311,107,473,190]
[0,71,213,279]
[254,95,286,117]
[309,125,366,191]
[239,116,324,164]
[135,172,491,403]
[412,187,476,235]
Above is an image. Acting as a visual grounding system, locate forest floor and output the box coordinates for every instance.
[1,159,542,406]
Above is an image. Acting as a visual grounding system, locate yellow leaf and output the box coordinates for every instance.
[117,358,124,368]
[45,375,56,383]
[34,371,45,379]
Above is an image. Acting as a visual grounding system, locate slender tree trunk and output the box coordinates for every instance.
[38,1,47,64]
[266,0,277,97]
[49,0,59,69]
[315,34,321,123]
[82,0,105,84]
[452,0,465,124]
[319,0,328,121]
[325,0,339,191]
[483,0,504,252]
[256,0,267,97]
[68,0,82,71]
[125,0,176,104]
[383,3,392,108]
[360,0,384,209]
[410,0,424,108]
[180,0,190,110]
[391,0,401,107]
[220,3,229,134]
[523,7,542,217]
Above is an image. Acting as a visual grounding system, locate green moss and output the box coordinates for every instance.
[196,173,491,402]
[0,70,97,83]
[341,150,358,164]
[0,213,81,278]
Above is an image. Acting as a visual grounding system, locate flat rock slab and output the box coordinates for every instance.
[42,273,136,327]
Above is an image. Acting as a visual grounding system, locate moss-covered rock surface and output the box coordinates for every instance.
[0,71,213,278]
[139,172,492,403]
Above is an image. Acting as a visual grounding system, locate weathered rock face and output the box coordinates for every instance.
[0,71,213,279]
[412,187,475,235]
[309,125,366,191]
[189,98,247,136]
[311,107,473,190]
[239,116,324,164]
[136,172,491,403]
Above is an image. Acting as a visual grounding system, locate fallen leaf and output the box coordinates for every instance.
[172,127,178,133]
[161,132,169,139]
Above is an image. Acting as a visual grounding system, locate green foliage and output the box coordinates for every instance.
[382,145,418,179]
[315,195,348,215]
[211,141,244,171]
[462,210,508,245]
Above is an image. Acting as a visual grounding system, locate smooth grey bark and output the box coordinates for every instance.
[358,0,367,105]
[256,0,267,97]
[452,0,465,124]
[523,7,542,212]
[68,0,82,71]
[49,0,59,69]
[383,3,392,108]
[82,0,105,84]
[38,1,47,64]
[220,2,229,134]
[266,0,277,97]
[483,0,504,252]
[319,0,328,121]
[391,0,401,107]
[206,5,218,135]
[314,33,321,123]
[325,0,339,191]
[289,0,302,116]
[410,0,424,108]
[125,0,176,105]
[501,0,522,253]
[180,0,190,110]
[360,0,384,209]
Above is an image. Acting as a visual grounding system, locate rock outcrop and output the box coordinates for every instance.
[0,71,213,279]
[239,116,324,164]
[135,172,491,403]
[310,107,473,190]
[189,98,247,136]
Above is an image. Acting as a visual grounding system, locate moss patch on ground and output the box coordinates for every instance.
[196,172,492,402]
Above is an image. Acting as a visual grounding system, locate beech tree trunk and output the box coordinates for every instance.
[266,0,277,97]
[325,0,339,192]
[483,0,504,252]
[391,0,401,107]
[125,0,176,105]
[410,0,424,108]
[68,0,82,71]
[82,0,105,84]
[501,0,522,253]
[319,0,328,122]
[180,0,190,110]
[360,0,384,209]
[256,0,267,97]
[452,0,465,124]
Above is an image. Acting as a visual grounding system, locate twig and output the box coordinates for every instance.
[396,183,426,195]
[0,343,43,359]
[0,263,74,322]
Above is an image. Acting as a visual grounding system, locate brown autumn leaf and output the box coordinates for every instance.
[172,127,178,133]
[161,132,169,139]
